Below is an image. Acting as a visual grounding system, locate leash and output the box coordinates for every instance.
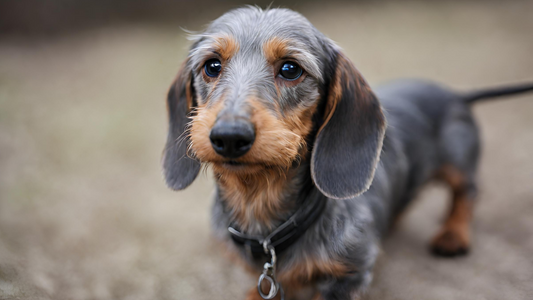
[228,195,327,299]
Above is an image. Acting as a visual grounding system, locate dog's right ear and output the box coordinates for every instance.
[162,60,201,190]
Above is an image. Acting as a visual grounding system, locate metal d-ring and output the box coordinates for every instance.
[257,244,284,300]
[257,271,278,299]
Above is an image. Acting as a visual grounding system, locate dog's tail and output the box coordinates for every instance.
[463,82,533,104]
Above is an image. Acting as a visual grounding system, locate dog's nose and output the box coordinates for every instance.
[210,118,255,158]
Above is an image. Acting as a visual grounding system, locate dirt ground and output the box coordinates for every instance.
[1,1,532,299]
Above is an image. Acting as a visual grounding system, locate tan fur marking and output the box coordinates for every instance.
[217,167,295,230]
[246,100,305,168]
[279,255,349,288]
[167,60,193,115]
[218,100,319,230]
[437,164,466,193]
[190,98,313,168]
[263,37,290,65]
[317,61,341,137]
[431,165,473,254]
[244,255,347,300]
[184,76,193,110]
[283,101,319,149]
[189,100,225,162]
[213,34,240,61]
[312,294,325,300]
[317,52,377,137]
[190,97,316,231]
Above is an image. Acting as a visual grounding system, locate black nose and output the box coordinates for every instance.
[209,118,255,159]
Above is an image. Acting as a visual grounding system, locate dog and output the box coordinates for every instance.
[162,7,533,300]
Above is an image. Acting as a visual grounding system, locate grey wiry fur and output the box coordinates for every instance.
[163,6,533,300]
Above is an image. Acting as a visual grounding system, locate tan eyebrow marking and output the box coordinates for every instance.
[263,36,291,65]
[213,34,240,60]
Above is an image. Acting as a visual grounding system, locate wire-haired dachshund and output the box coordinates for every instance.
[162,7,533,300]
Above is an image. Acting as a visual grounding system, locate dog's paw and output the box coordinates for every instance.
[430,226,470,257]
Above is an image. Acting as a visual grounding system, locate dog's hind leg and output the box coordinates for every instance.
[431,164,476,256]
[431,103,480,257]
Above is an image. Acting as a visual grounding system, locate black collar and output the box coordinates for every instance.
[228,193,327,259]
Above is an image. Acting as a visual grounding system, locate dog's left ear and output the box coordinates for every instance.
[311,49,386,200]
[162,61,201,190]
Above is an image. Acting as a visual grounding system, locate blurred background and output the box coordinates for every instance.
[0,0,532,299]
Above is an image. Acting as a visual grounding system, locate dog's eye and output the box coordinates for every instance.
[279,62,302,81]
[204,59,222,77]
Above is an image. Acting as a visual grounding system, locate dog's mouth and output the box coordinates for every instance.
[223,160,246,168]
[210,159,272,173]
[219,160,257,171]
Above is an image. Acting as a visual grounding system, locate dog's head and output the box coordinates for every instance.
[163,7,385,199]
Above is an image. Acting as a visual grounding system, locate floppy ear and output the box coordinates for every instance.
[162,61,201,190]
[311,50,386,200]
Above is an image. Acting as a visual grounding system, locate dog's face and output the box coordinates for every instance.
[163,7,386,200]
[188,9,325,176]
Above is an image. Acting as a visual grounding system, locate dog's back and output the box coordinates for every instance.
[371,79,532,255]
